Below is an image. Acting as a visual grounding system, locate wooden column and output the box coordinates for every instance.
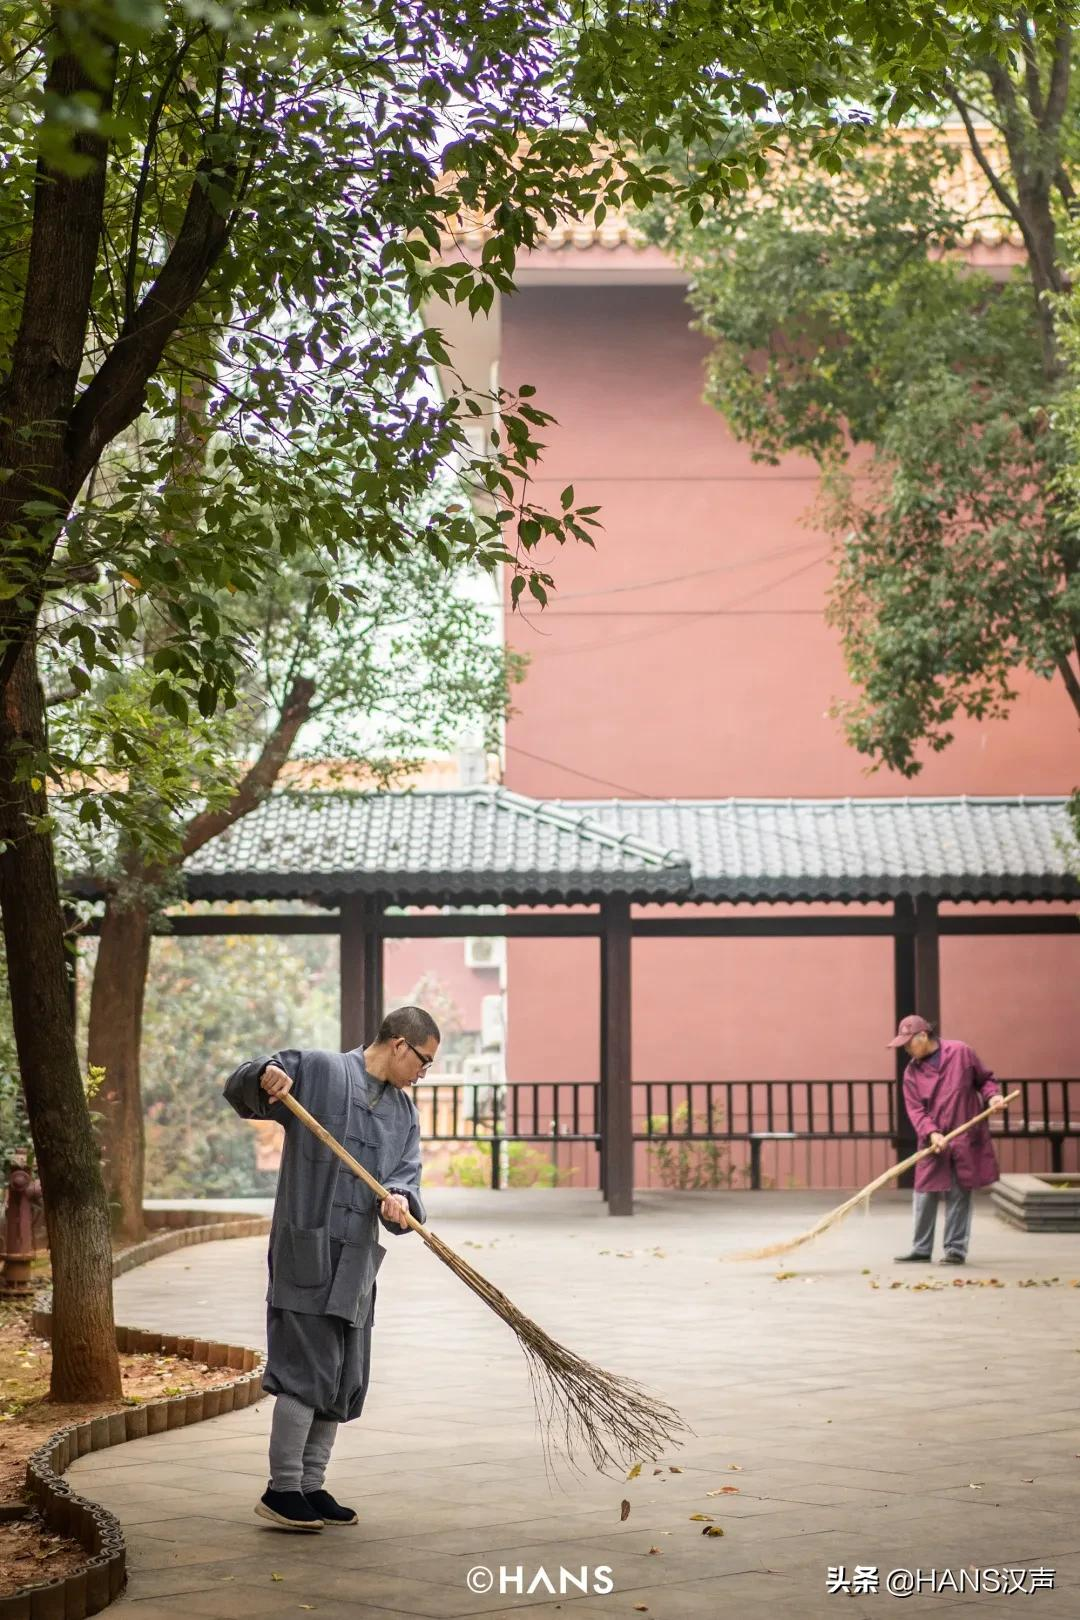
[914,894,941,1030]
[893,896,918,1186]
[339,897,383,1051]
[600,897,633,1216]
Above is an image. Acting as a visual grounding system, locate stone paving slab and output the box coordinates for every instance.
[69,1188,1080,1619]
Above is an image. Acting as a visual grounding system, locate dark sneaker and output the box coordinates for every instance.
[255,1487,325,1531]
[939,1253,966,1266]
[893,1252,932,1263]
[303,1488,358,1526]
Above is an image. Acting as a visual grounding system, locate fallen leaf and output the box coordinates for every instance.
[653,1467,663,1475]
[1021,1478,1035,1484]
[689,1513,714,1522]
[774,1271,797,1281]
[668,1466,683,1474]
[620,1499,631,1521]
[702,1525,726,1537]
[968,1483,984,1491]
[626,1462,642,1481]
[647,1546,662,1556]
[706,1486,740,1496]
[728,1464,742,1471]
[634,1607,649,1613]
[271,1573,284,1581]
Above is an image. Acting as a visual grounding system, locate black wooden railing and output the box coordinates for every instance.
[412,1079,1080,1190]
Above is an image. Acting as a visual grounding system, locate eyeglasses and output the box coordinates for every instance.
[402,1039,434,1074]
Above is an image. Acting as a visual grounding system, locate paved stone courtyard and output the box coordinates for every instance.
[70,1190,1080,1620]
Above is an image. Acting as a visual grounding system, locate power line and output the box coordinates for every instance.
[504,744,655,799]
[501,741,896,880]
[539,537,824,603]
[519,553,828,657]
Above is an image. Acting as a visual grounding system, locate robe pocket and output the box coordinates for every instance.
[276,1223,331,1289]
[298,1106,347,1159]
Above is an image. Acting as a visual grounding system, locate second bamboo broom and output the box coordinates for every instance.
[280,1092,685,1474]
[725,1090,1019,1262]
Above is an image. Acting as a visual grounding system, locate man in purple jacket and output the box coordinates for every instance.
[889,1015,1008,1266]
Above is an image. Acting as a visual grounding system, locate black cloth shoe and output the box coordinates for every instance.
[939,1253,966,1265]
[255,1487,324,1531]
[303,1488,358,1526]
[893,1252,932,1263]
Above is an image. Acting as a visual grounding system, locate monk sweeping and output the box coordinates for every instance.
[224,1005,439,1531]
[889,1014,1008,1267]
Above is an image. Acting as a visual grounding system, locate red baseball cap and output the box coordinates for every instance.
[888,1014,931,1049]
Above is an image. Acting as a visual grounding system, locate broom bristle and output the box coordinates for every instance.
[725,1188,872,1262]
[419,1227,686,1474]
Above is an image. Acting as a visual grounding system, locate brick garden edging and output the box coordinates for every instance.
[0,1209,271,1620]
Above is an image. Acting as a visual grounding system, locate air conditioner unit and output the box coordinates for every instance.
[465,935,505,970]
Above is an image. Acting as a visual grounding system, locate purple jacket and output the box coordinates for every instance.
[902,1039,1002,1192]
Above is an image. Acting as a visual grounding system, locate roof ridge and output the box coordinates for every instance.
[492,786,689,869]
[557,794,1072,809]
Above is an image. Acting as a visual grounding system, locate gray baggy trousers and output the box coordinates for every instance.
[911,1164,973,1259]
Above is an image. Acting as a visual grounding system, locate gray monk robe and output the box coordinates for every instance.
[223,1048,425,1422]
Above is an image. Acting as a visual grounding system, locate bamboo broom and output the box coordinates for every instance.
[726,1090,1020,1262]
[279,1091,686,1474]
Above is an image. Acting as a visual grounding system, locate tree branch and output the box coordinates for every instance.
[124,29,199,327]
[67,158,238,491]
[1042,20,1072,143]
[1014,13,1045,124]
[178,675,316,858]
[1056,655,1080,722]
[945,86,1029,245]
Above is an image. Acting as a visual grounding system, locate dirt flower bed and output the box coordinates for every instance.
[0,1301,243,1597]
[0,1510,89,1596]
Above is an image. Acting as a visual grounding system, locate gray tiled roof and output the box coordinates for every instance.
[559,796,1079,902]
[66,789,1080,905]
[73,788,691,906]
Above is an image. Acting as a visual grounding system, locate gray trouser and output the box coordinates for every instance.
[268,1392,339,1493]
[911,1166,973,1259]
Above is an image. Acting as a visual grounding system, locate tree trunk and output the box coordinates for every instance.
[0,646,120,1402]
[88,895,153,1244]
[81,676,316,1236]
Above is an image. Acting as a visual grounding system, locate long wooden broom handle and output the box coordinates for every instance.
[916,1089,1020,1155]
[855,1088,1022,1204]
[279,1090,428,1237]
